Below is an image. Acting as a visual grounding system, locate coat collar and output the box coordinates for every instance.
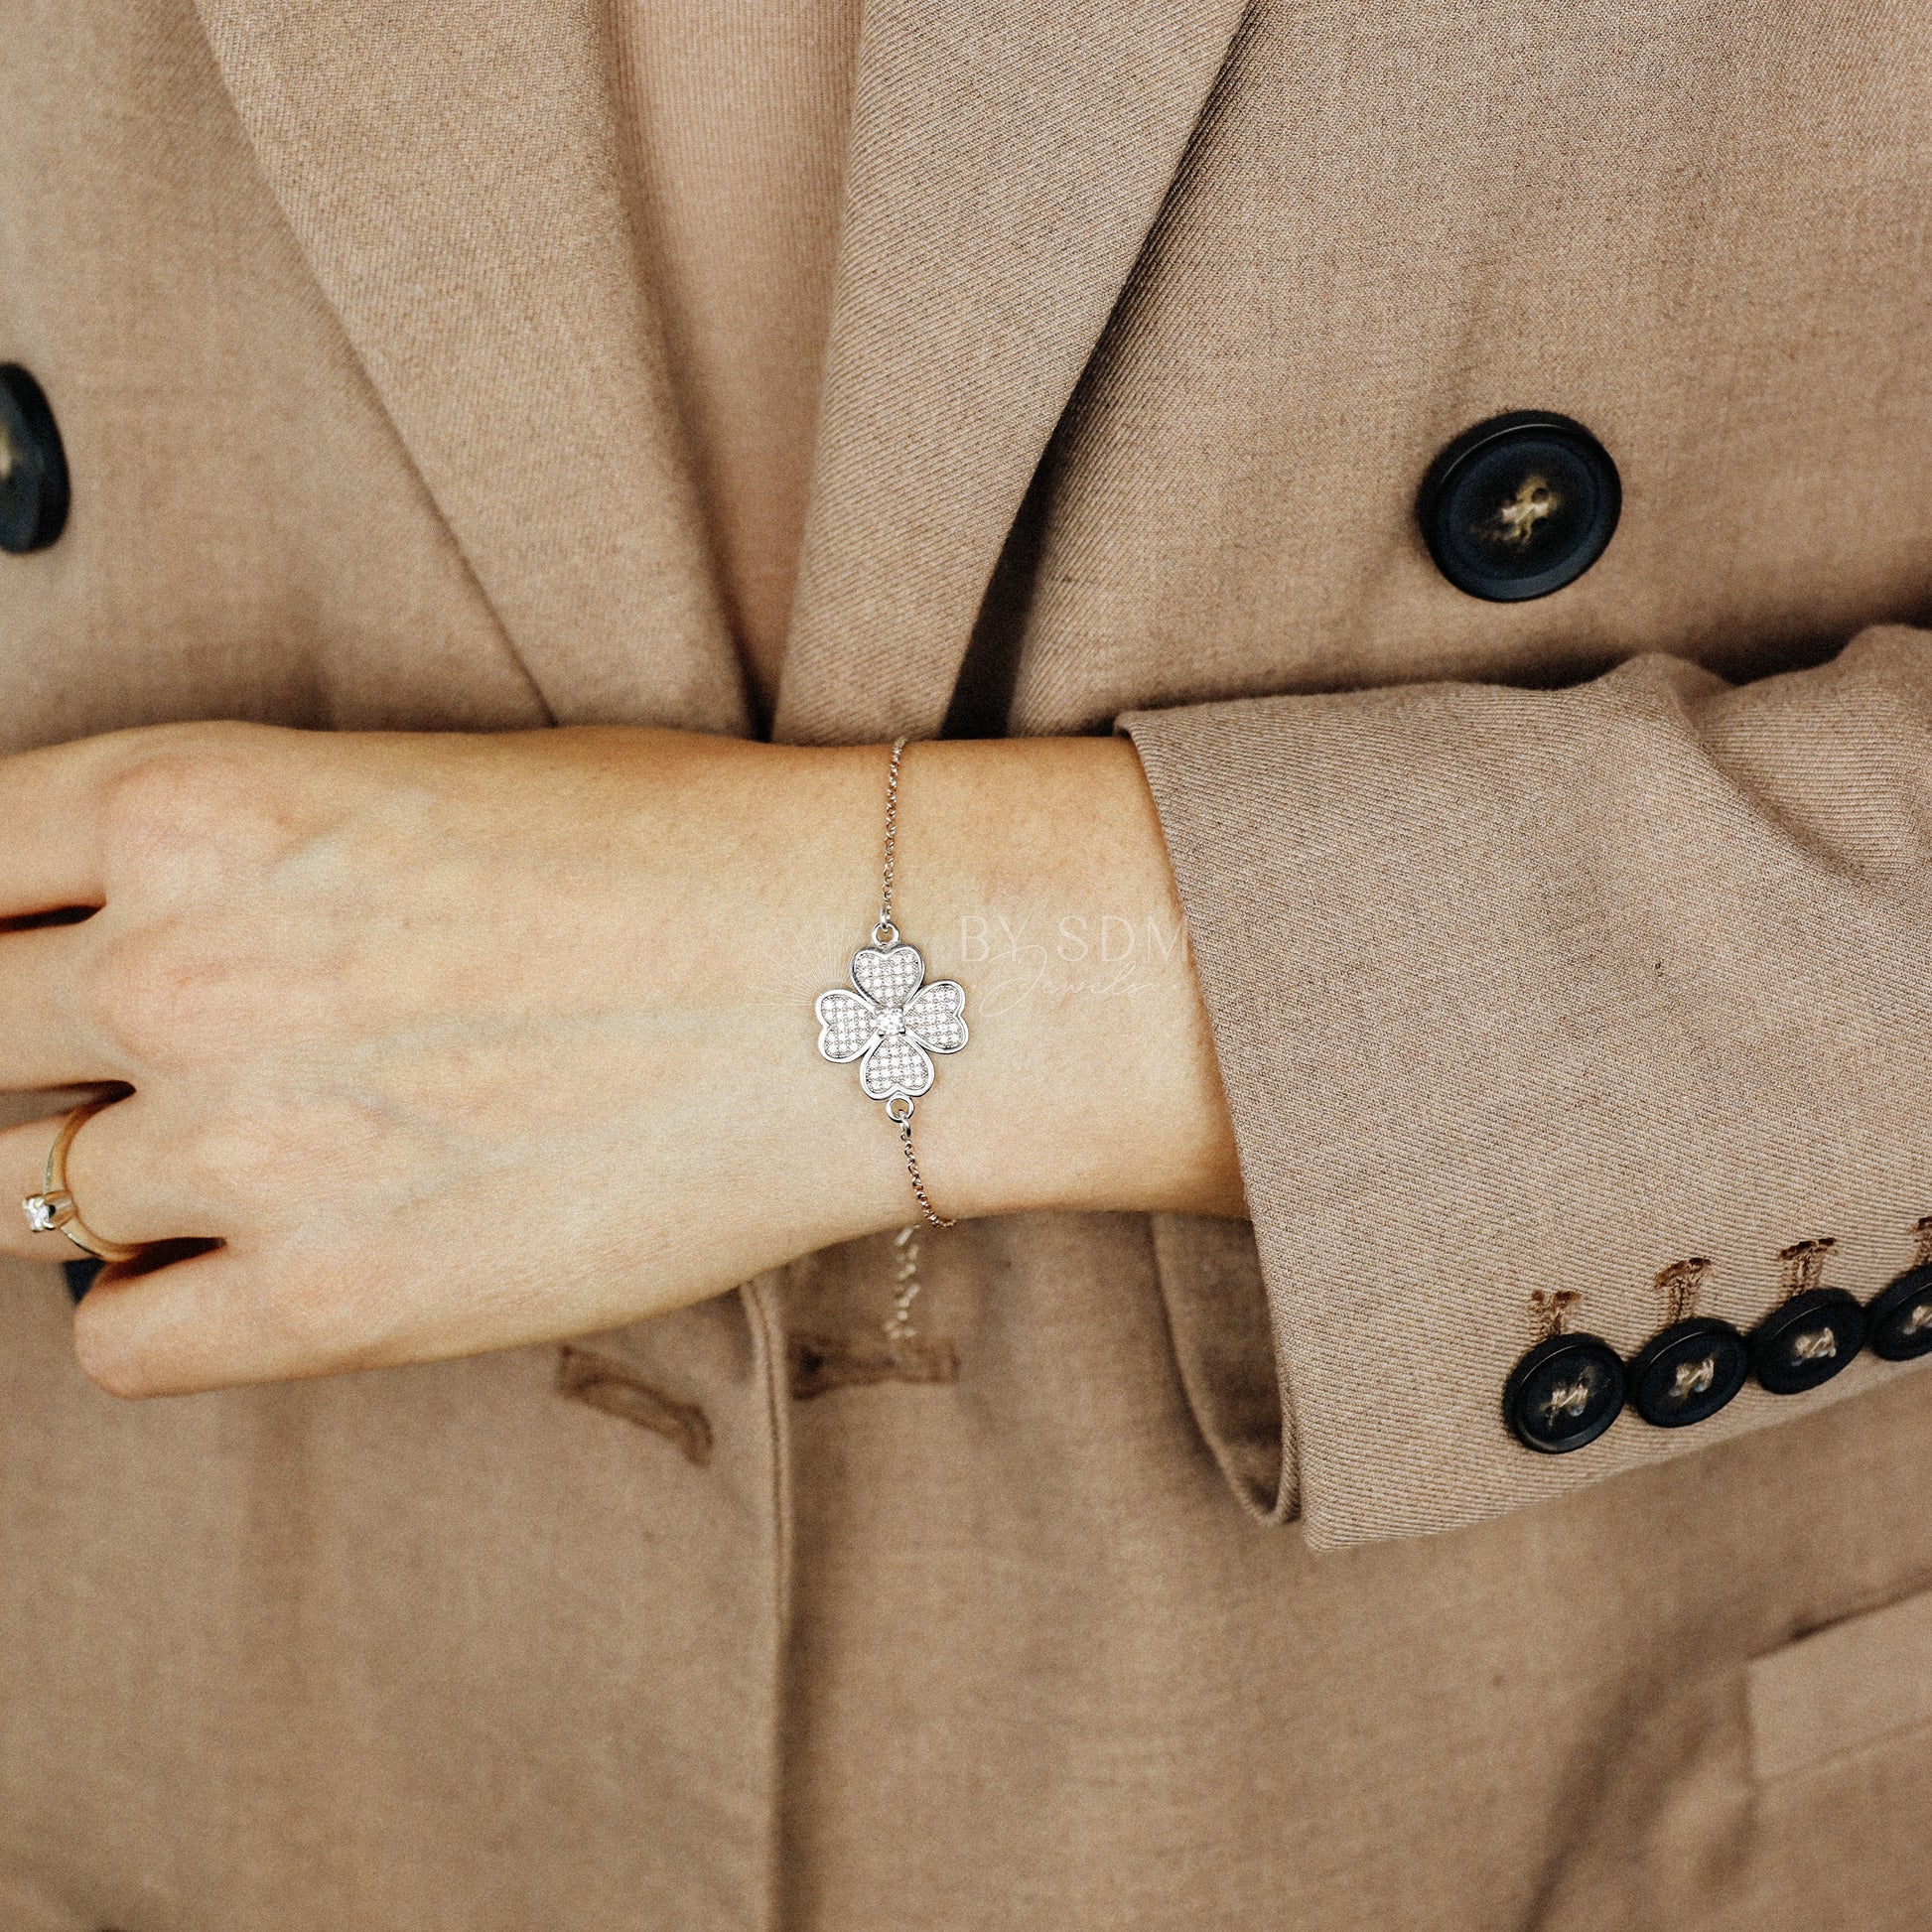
[771,0,1250,745]
[195,0,1246,743]
[194,0,752,733]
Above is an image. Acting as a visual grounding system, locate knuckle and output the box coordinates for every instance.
[82,923,214,1063]
[95,729,282,879]
[99,743,230,850]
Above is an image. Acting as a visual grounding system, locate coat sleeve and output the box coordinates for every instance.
[1118,624,1932,1549]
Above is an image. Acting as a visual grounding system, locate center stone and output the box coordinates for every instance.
[875,1009,906,1035]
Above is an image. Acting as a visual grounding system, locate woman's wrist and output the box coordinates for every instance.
[773,733,1246,1237]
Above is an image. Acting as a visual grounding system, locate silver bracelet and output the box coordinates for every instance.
[814,738,968,1229]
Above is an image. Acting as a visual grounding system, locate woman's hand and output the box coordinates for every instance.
[0,722,1241,1395]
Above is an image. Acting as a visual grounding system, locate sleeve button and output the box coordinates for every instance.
[1867,1264,1932,1362]
[1627,1316,1749,1427]
[1748,1288,1866,1395]
[1503,1332,1625,1453]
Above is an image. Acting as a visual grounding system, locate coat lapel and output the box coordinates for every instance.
[194,0,750,734]
[773,0,1250,747]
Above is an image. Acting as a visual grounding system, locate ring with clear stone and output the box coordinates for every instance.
[21,1097,143,1264]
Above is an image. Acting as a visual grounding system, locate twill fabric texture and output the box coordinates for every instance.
[3,2,1932,1929]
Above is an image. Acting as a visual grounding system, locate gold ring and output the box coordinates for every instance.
[22,1098,142,1264]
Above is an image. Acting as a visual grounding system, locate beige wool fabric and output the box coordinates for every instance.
[612,0,864,709]
[6,1,1932,1928]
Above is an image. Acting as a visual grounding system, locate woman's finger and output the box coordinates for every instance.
[0,1097,214,1263]
[69,1243,259,1398]
[0,921,129,1090]
[0,736,120,918]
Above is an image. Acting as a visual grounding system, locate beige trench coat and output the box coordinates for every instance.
[6,1,1932,1926]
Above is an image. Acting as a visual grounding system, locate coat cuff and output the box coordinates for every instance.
[1120,637,1932,1548]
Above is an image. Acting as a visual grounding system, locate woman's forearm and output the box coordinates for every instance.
[815,734,1246,1230]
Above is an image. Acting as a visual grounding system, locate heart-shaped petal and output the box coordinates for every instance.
[903,979,967,1053]
[816,987,878,1062]
[861,1033,935,1100]
[851,942,925,1010]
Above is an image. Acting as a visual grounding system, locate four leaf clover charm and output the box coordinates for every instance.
[816,941,968,1103]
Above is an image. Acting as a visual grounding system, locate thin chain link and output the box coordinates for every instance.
[875,736,904,940]
[898,1116,953,1229]
[876,737,952,1229]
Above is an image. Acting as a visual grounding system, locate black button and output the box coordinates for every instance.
[1867,1264,1932,1362]
[0,363,70,554]
[1627,1317,1749,1428]
[1504,1332,1625,1453]
[1417,411,1619,602]
[1749,1288,1866,1395]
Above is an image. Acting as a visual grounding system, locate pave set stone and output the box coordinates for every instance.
[815,941,969,1103]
